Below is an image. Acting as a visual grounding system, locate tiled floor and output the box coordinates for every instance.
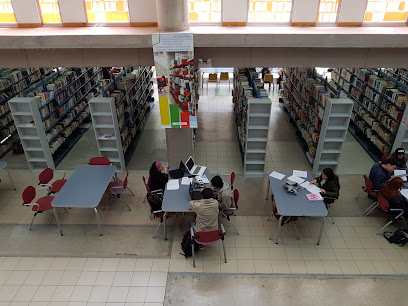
[0,78,401,305]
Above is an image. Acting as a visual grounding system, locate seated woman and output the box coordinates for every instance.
[387,148,407,169]
[310,168,340,205]
[149,161,169,191]
[379,177,408,217]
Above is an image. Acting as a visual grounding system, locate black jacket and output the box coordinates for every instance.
[369,163,391,191]
[150,173,169,191]
[315,176,340,204]
[388,195,408,218]
[388,153,407,169]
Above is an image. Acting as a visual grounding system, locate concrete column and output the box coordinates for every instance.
[156,0,189,31]
[166,129,194,168]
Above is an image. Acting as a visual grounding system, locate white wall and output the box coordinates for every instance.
[58,0,87,23]
[338,0,368,23]
[223,0,248,23]
[128,0,157,23]
[12,0,42,24]
[291,0,320,23]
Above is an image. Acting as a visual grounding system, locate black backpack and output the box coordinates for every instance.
[383,228,408,246]
[180,230,200,258]
[146,191,163,212]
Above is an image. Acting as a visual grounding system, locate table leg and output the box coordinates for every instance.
[269,215,283,244]
[6,168,16,190]
[94,208,103,236]
[266,181,270,200]
[317,217,325,245]
[53,208,63,236]
[164,212,167,241]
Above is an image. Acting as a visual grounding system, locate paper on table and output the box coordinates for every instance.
[269,171,285,180]
[200,174,210,184]
[394,169,407,181]
[181,177,193,185]
[293,170,307,178]
[306,193,323,201]
[166,179,180,190]
[300,181,322,194]
[287,175,304,184]
[401,189,408,199]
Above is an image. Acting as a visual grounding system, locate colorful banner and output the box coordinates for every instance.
[152,33,197,128]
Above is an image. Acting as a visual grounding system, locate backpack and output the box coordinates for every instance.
[180,230,200,258]
[146,192,163,212]
[383,228,408,246]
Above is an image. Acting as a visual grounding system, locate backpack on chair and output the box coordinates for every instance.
[180,230,200,258]
[384,228,408,246]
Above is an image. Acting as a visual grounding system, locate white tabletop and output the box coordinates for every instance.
[52,165,116,208]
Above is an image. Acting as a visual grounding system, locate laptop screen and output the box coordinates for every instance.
[185,157,195,172]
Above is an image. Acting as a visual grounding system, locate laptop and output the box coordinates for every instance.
[169,160,186,179]
[185,156,207,176]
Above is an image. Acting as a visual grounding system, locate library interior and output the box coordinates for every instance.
[2,0,408,305]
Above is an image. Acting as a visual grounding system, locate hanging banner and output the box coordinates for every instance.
[152,33,197,128]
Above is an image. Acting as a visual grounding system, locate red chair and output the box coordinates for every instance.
[89,157,111,165]
[105,170,134,211]
[191,224,227,268]
[142,176,150,203]
[361,175,380,216]
[38,168,67,195]
[219,189,239,235]
[230,172,235,190]
[146,190,178,238]
[376,193,406,234]
[381,154,390,164]
[22,186,55,231]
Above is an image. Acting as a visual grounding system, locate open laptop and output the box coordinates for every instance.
[168,160,186,179]
[185,156,207,176]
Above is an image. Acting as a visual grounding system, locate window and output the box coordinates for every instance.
[38,0,62,23]
[317,0,340,23]
[188,0,221,22]
[248,0,293,23]
[85,0,129,22]
[364,0,408,22]
[0,0,16,23]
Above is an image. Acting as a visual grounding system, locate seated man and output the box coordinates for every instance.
[189,188,219,232]
[210,175,235,217]
[369,158,397,191]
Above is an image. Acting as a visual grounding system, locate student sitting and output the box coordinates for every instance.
[387,148,407,169]
[379,177,408,218]
[149,161,168,191]
[210,175,235,216]
[189,188,219,232]
[369,158,397,191]
[310,168,340,205]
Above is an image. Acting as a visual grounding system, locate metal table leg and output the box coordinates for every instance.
[317,217,325,245]
[94,208,103,236]
[164,212,168,240]
[53,208,63,236]
[6,168,16,190]
[269,215,283,244]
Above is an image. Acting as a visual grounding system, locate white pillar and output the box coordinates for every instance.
[156,0,189,31]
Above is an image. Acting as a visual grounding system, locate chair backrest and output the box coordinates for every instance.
[194,229,223,244]
[264,74,274,83]
[123,170,129,189]
[381,154,390,164]
[233,189,239,209]
[89,157,111,165]
[230,172,235,188]
[220,72,229,81]
[143,176,150,192]
[39,168,53,185]
[364,175,375,193]
[22,186,36,204]
[377,193,390,213]
[208,73,218,82]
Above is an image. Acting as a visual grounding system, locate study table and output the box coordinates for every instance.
[51,165,116,236]
[161,169,210,240]
[268,171,328,245]
[200,68,234,89]
[0,162,16,190]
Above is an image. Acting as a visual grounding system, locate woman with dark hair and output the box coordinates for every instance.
[388,147,407,169]
[149,161,168,191]
[310,168,340,204]
[379,177,408,217]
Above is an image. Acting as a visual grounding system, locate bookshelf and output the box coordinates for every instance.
[0,68,55,159]
[331,68,408,161]
[281,68,353,175]
[233,68,271,177]
[94,66,155,168]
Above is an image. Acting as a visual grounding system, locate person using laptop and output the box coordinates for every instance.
[189,188,219,232]
[210,175,235,217]
[149,161,168,191]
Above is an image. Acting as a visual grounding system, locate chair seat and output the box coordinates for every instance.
[33,196,55,212]
[51,179,67,193]
[154,211,176,219]
[105,181,125,195]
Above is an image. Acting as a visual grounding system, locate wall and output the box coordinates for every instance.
[337,0,368,24]
[291,0,320,25]
[58,0,87,24]
[222,0,248,24]
[128,0,157,24]
[12,0,42,25]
